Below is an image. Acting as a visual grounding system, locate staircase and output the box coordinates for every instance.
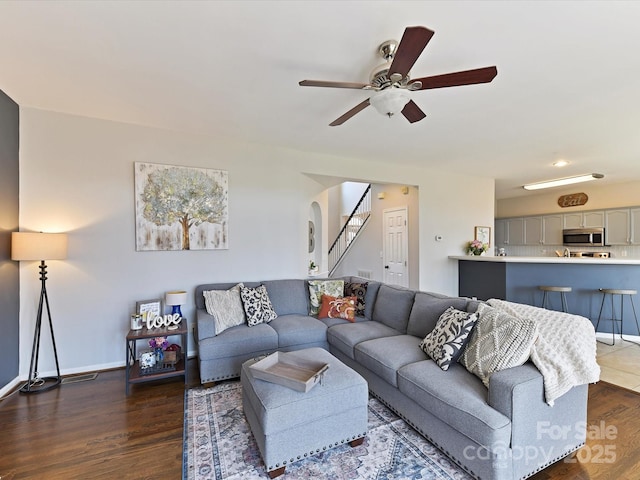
[328,184,372,277]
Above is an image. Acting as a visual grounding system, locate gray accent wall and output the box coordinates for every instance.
[0,89,19,390]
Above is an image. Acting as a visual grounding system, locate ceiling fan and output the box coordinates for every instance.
[299,26,497,126]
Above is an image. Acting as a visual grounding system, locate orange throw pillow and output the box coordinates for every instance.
[318,294,357,322]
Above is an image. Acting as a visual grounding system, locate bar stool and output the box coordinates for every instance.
[595,288,640,346]
[539,285,571,312]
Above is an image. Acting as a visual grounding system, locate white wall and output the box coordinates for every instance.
[17,108,494,378]
[333,183,420,289]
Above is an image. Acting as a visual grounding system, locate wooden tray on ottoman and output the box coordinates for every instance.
[249,351,330,393]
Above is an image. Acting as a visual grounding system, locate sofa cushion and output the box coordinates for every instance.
[194,281,261,310]
[371,284,415,333]
[241,285,278,326]
[198,323,278,361]
[407,292,469,339]
[202,283,246,335]
[344,282,368,317]
[397,360,512,449]
[354,335,427,387]
[263,279,309,316]
[460,303,538,387]
[267,314,328,349]
[318,294,357,322]
[308,279,344,316]
[327,320,402,360]
[419,307,478,371]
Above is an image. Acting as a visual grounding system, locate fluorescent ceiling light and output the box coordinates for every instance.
[523,173,604,191]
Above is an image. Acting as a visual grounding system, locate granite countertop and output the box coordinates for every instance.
[448,255,640,265]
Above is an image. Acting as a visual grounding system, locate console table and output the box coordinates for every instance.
[125,322,188,395]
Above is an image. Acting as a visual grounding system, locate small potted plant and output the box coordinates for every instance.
[466,240,489,256]
[308,261,319,275]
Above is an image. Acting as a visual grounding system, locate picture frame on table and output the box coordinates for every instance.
[136,299,163,324]
[474,226,491,247]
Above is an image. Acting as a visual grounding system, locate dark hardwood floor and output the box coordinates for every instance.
[1,361,639,480]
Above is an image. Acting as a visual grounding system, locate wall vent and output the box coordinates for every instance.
[357,270,372,279]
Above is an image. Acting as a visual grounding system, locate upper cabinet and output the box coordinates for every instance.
[605,209,630,245]
[563,211,605,229]
[631,208,640,245]
[494,218,524,246]
[542,214,564,245]
[524,217,543,245]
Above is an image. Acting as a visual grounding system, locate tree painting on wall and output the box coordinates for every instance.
[134,162,228,251]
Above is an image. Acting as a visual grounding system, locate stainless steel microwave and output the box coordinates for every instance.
[562,228,606,247]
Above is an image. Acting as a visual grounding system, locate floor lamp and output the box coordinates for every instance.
[11,232,68,394]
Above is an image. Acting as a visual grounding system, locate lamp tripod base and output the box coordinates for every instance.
[20,376,62,394]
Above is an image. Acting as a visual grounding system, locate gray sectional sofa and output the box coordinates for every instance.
[194,277,589,480]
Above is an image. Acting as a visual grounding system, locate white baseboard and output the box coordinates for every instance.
[595,331,640,343]
[0,377,23,399]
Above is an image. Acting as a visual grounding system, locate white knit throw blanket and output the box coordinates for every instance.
[487,299,600,406]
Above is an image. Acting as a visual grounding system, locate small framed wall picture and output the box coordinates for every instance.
[474,226,491,247]
[136,299,163,324]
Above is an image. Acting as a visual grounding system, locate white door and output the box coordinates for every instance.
[383,207,408,287]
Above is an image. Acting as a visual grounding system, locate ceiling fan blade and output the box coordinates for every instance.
[329,99,371,126]
[299,80,371,90]
[388,26,435,79]
[411,66,498,90]
[401,100,426,123]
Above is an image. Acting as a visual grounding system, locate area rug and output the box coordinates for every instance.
[183,381,471,480]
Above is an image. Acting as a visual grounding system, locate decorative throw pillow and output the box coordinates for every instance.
[344,282,368,317]
[308,280,344,316]
[240,285,278,326]
[419,307,478,371]
[202,283,246,335]
[318,294,357,322]
[460,303,538,387]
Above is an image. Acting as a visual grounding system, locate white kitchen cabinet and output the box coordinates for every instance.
[563,211,604,229]
[495,219,508,246]
[524,217,543,245]
[494,218,524,245]
[507,217,525,245]
[542,214,564,245]
[605,209,630,245]
[630,208,640,245]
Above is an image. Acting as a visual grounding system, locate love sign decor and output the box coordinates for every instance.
[146,312,182,330]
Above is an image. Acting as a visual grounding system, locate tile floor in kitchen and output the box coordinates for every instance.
[596,336,640,391]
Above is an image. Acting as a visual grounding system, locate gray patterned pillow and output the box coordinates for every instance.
[308,280,344,316]
[344,282,368,317]
[460,303,538,386]
[203,283,246,335]
[240,285,278,326]
[419,307,478,371]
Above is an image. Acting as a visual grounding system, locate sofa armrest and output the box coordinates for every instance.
[488,362,588,477]
[196,308,217,343]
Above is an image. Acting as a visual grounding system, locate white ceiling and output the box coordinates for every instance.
[1,1,639,199]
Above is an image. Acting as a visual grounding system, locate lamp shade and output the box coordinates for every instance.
[165,290,188,306]
[11,232,68,261]
[369,88,411,117]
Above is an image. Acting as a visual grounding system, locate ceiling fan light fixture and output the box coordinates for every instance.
[370,88,410,118]
[523,173,604,191]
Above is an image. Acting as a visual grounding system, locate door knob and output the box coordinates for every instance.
[384,265,389,269]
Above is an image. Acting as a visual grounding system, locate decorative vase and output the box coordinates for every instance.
[155,347,164,363]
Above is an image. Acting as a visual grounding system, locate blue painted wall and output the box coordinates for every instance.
[0,88,19,390]
[459,260,640,336]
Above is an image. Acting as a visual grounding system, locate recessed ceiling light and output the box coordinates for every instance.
[523,173,604,191]
[553,159,570,167]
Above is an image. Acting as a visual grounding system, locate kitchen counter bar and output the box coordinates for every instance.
[450,255,640,336]
[449,255,640,265]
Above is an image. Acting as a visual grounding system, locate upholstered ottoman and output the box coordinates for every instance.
[241,347,368,478]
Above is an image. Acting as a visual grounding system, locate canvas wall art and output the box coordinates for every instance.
[134,162,228,251]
